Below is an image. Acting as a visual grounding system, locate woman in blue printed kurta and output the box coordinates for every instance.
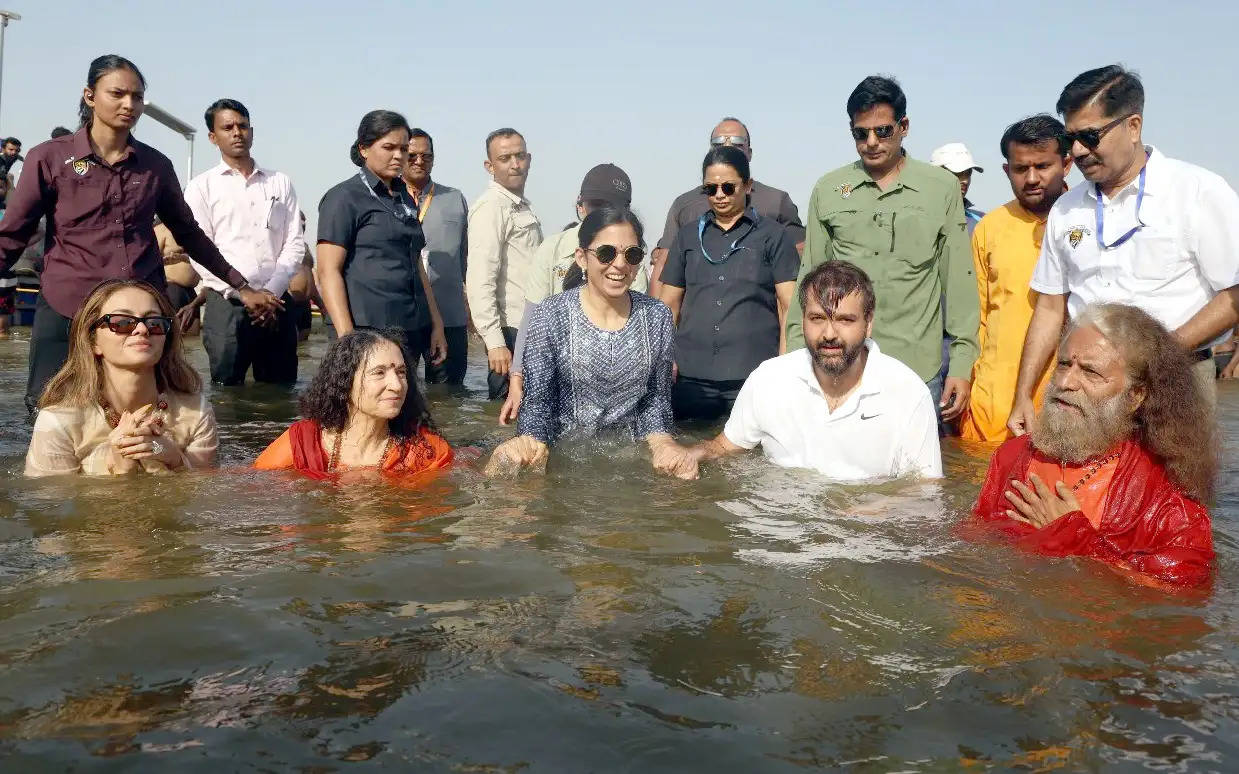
[484,207,696,479]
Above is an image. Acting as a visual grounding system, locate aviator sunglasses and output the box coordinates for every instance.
[1064,113,1135,150]
[851,124,897,142]
[94,313,174,336]
[702,182,740,197]
[586,245,645,266]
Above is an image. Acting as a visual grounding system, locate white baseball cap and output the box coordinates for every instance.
[929,143,983,174]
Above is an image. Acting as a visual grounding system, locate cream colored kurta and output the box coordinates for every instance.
[25,391,219,476]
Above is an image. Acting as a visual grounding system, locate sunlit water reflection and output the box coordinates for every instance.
[0,327,1236,771]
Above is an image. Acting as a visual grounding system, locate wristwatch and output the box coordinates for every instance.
[228,282,253,302]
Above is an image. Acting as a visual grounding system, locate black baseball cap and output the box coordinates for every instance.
[578,163,632,208]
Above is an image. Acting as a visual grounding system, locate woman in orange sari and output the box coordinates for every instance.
[254,328,451,479]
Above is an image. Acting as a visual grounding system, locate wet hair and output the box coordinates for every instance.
[349,110,411,167]
[701,144,750,182]
[1000,114,1070,159]
[562,207,646,292]
[1069,304,1216,502]
[79,55,147,129]
[39,279,201,409]
[2,137,18,148]
[409,127,434,154]
[298,329,436,452]
[50,127,72,139]
[485,127,523,158]
[714,116,750,144]
[847,75,906,122]
[1056,64,1144,120]
[798,260,876,321]
[204,98,250,132]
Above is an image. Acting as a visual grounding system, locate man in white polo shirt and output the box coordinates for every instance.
[1008,65,1239,434]
[687,260,941,480]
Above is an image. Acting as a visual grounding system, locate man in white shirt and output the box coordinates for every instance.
[1008,65,1239,434]
[185,99,303,385]
[687,260,942,480]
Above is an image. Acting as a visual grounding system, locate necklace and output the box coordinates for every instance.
[1069,451,1121,492]
[100,395,169,428]
[328,429,395,472]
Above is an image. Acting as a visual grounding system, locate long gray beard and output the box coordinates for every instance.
[1030,389,1136,464]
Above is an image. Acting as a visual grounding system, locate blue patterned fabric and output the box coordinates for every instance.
[517,288,675,445]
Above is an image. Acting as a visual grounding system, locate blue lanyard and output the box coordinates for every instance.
[358,171,415,221]
[697,209,756,265]
[1094,163,1146,250]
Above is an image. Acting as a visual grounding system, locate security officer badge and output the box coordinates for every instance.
[71,159,91,176]
[1067,225,1091,249]
[835,183,853,199]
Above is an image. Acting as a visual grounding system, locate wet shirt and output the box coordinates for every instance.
[656,179,805,249]
[786,157,979,382]
[318,167,429,332]
[661,210,799,382]
[724,342,942,480]
[959,201,1055,444]
[412,180,469,329]
[518,288,674,445]
[0,128,246,317]
[25,392,219,476]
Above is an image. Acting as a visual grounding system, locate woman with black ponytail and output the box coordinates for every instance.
[315,110,447,370]
[0,54,281,415]
[485,206,696,479]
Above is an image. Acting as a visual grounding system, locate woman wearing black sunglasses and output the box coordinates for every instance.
[485,207,695,479]
[657,145,800,421]
[25,279,219,476]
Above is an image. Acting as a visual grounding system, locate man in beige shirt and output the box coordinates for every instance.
[467,128,543,399]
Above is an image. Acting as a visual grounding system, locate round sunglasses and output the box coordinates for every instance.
[94,313,174,336]
[585,245,645,266]
[702,182,740,197]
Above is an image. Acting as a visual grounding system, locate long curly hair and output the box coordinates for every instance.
[1073,303,1218,502]
[298,329,435,455]
[39,279,201,409]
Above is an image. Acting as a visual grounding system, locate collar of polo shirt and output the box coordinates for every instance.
[1084,145,1160,203]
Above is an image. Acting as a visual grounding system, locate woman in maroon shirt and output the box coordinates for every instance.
[0,54,280,414]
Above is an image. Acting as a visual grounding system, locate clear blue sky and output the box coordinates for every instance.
[1,0,1235,237]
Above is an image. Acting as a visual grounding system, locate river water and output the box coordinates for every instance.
[0,328,1236,771]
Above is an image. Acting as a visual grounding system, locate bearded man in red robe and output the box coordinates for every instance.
[972,303,1216,588]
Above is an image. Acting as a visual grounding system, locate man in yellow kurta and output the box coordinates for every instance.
[960,115,1072,443]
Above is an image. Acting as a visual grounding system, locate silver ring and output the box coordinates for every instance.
[150,439,165,456]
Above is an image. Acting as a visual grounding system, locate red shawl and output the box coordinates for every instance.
[284,419,453,481]
[971,435,1214,587]
[289,419,331,475]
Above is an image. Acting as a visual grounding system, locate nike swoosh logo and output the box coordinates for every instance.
[860,413,880,420]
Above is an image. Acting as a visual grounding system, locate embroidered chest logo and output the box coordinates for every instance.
[1067,225,1091,249]
[835,183,854,199]
[71,159,91,176]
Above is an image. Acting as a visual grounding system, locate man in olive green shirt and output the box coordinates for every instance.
[786,75,979,421]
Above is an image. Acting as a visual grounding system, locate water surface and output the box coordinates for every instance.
[0,329,1236,771]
